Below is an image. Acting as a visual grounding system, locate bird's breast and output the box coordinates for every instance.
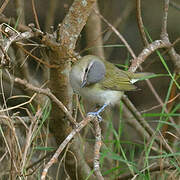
[79,86,123,105]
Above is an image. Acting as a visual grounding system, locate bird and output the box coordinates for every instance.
[69,55,153,120]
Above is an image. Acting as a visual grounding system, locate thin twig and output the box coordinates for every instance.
[16,43,59,68]
[0,94,36,113]
[124,107,150,138]
[31,0,40,29]
[129,0,179,140]
[4,116,23,165]
[93,118,103,180]
[93,8,178,145]
[26,151,55,170]
[93,8,136,59]
[41,115,95,180]
[164,2,180,71]
[103,1,135,43]
[159,0,180,139]
[136,0,149,46]
[161,0,169,39]
[14,78,77,127]
[118,162,175,180]
[21,108,42,172]
[160,0,180,71]
[139,73,180,138]
[140,93,180,113]
[122,95,173,154]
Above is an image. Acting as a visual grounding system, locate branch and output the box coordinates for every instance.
[103,1,135,43]
[38,1,97,179]
[160,0,180,72]
[16,43,59,68]
[0,15,31,32]
[129,0,180,75]
[14,77,77,127]
[122,95,173,154]
[31,0,40,29]
[93,118,103,180]
[57,0,96,51]
[0,0,9,14]
[0,23,37,68]
[41,115,95,180]
[136,0,149,46]
[128,40,169,72]
[93,8,136,59]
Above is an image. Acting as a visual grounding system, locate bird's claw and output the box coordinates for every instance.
[87,104,108,121]
[87,112,103,122]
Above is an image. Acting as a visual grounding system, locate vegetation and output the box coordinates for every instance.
[0,0,179,179]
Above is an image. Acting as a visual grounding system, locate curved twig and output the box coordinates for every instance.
[41,115,95,180]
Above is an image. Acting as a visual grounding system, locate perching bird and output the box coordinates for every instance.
[70,55,152,120]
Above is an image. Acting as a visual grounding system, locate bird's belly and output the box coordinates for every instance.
[80,88,123,105]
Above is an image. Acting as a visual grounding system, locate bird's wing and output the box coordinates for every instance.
[100,62,137,91]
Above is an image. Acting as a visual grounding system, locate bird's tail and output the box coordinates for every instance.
[129,72,154,83]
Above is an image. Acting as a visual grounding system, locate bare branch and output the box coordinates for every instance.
[93,8,136,59]
[0,23,36,68]
[14,77,77,127]
[103,1,135,43]
[122,95,173,154]
[160,0,180,72]
[21,108,42,172]
[128,40,169,72]
[127,0,180,140]
[0,15,31,32]
[140,93,180,113]
[41,115,95,180]
[31,0,40,29]
[136,0,149,46]
[93,118,103,180]
[0,0,9,14]
[123,105,151,142]
[161,0,169,37]
[16,43,59,68]
[57,0,96,51]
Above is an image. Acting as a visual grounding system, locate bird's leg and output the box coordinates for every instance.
[87,103,108,121]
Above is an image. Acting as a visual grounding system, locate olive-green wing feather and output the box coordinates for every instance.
[100,61,137,91]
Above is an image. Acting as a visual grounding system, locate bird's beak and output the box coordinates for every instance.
[81,72,88,88]
[81,65,90,88]
[80,79,87,88]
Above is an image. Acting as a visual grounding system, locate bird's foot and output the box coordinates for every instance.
[87,103,108,122]
[87,111,103,121]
